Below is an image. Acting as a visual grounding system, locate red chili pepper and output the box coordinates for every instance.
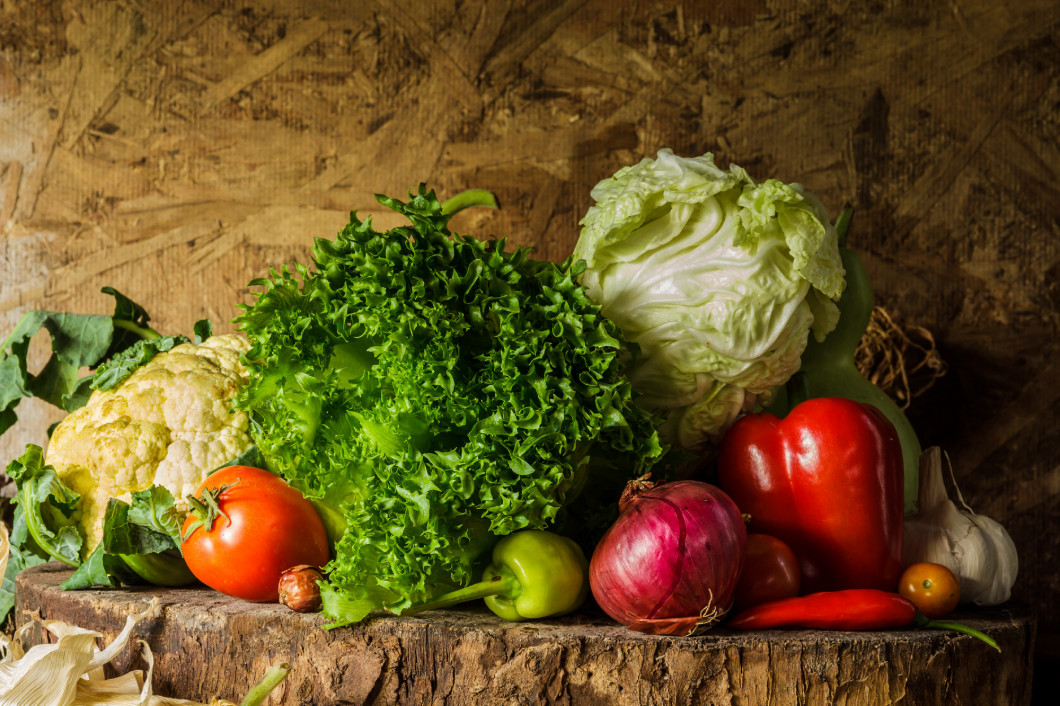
[727,589,915,630]
[717,397,904,593]
[727,589,1001,651]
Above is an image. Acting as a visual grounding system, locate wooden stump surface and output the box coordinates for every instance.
[16,562,1035,706]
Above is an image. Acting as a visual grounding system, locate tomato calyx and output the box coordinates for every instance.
[183,479,240,540]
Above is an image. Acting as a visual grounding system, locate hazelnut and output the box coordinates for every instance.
[278,565,324,612]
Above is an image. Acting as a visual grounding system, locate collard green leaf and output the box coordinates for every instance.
[101,285,155,355]
[103,497,178,556]
[0,538,50,620]
[0,310,113,431]
[62,491,193,590]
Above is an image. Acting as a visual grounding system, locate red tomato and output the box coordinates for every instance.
[897,562,961,619]
[181,465,330,602]
[731,533,801,613]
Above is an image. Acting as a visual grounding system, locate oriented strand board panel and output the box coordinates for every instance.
[1,0,1058,696]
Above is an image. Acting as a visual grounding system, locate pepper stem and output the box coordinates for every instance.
[913,612,1001,652]
[403,572,520,615]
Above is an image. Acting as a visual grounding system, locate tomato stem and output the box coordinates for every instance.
[183,479,240,540]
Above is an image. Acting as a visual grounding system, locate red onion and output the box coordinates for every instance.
[589,478,747,635]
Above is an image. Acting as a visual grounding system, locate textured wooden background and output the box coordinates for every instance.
[1,0,1057,700]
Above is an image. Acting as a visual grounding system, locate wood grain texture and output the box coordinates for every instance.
[0,0,1057,698]
[15,563,1036,705]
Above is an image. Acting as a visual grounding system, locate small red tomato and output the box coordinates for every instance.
[181,465,330,602]
[897,562,961,619]
[731,533,801,613]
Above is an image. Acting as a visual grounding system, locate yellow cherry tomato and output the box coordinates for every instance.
[898,562,961,619]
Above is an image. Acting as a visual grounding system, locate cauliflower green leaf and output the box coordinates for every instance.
[0,288,167,434]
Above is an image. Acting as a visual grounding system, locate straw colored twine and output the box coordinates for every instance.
[854,307,948,409]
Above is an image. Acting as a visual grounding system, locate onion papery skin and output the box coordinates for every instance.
[589,479,747,635]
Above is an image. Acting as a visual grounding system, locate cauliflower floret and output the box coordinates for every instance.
[45,333,254,553]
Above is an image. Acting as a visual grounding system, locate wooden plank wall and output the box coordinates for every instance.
[1,0,1058,697]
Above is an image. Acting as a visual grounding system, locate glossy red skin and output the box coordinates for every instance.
[727,589,917,630]
[717,397,904,594]
[731,533,801,613]
[181,466,330,602]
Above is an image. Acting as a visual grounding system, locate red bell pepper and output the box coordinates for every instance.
[717,397,903,594]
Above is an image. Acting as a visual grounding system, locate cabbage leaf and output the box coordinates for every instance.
[574,149,845,453]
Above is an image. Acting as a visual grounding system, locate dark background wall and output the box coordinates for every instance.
[1,0,1057,698]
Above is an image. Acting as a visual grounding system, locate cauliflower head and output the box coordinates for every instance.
[45,334,254,554]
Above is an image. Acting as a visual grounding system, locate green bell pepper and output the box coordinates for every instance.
[781,205,922,512]
[404,529,590,621]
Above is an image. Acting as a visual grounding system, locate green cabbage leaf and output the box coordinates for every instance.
[573,149,846,453]
[236,186,663,627]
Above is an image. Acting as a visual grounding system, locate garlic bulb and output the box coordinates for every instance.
[902,447,1019,606]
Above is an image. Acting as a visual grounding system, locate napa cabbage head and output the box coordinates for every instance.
[573,149,846,453]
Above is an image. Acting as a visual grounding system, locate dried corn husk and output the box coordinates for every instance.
[0,522,288,705]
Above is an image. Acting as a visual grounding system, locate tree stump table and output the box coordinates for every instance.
[15,563,1035,705]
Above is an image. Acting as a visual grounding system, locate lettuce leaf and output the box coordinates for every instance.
[236,185,664,626]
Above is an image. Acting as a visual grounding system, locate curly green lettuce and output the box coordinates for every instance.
[236,186,663,626]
